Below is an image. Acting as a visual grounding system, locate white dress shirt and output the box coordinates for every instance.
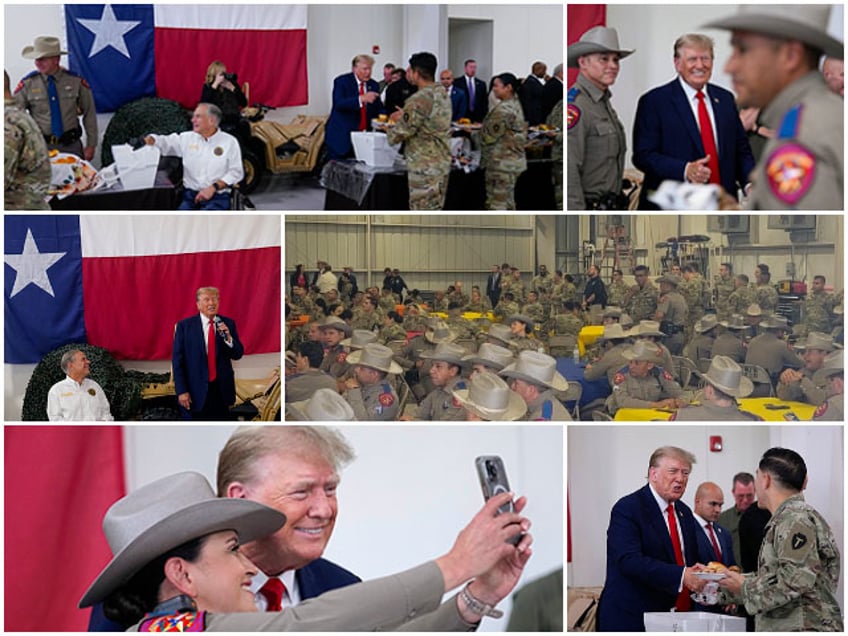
[152,129,244,191]
[678,76,720,181]
[649,483,687,592]
[251,569,300,610]
[46,376,114,421]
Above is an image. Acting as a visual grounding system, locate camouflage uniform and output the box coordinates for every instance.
[679,276,707,340]
[495,299,521,322]
[464,297,492,313]
[501,277,526,304]
[377,294,397,314]
[548,99,563,209]
[415,376,468,420]
[344,381,399,421]
[606,280,629,309]
[605,366,684,415]
[289,295,316,318]
[350,312,380,333]
[402,313,429,333]
[524,390,572,421]
[386,83,451,210]
[755,283,779,313]
[447,290,469,307]
[4,100,51,209]
[728,285,757,316]
[714,276,736,322]
[532,274,553,296]
[378,322,407,345]
[804,290,834,335]
[510,335,545,355]
[627,283,659,323]
[551,313,583,337]
[722,494,842,631]
[481,95,527,210]
[446,315,478,340]
[522,301,548,327]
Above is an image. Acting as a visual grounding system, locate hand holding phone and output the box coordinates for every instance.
[475,455,522,545]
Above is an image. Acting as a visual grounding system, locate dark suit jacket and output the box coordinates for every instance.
[172,313,244,417]
[384,78,417,116]
[325,72,383,159]
[598,485,699,632]
[520,75,545,125]
[693,519,736,567]
[448,86,468,122]
[632,79,755,210]
[486,272,502,306]
[541,77,563,122]
[453,75,488,122]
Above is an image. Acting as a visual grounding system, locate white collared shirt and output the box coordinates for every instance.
[649,483,687,592]
[46,376,114,421]
[200,313,234,350]
[693,512,722,559]
[251,569,300,610]
[151,129,243,191]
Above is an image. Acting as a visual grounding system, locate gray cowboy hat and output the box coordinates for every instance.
[703,6,844,60]
[695,314,720,334]
[22,36,67,59]
[802,332,836,352]
[602,306,624,319]
[317,316,352,337]
[424,320,458,344]
[621,340,666,365]
[420,341,469,366]
[452,371,527,421]
[286,388,356,421]
[341,329,378,349]
[508,314,535,331]
[721,314,749,330]
[656,274,682,287]
[761,315,790,330]
[697,355,754,397]
[500,350,569,391]
[567,26,635,67]
[628,320,666,338]
[79,472,284,608]
[463,342,515,371]
[620,312,634,328]
[487,323,514,345]
[599,323,631,341]
[346,343,403,374]
[745,303,763,317]
[284,351,297,368]
[813,349,843,384]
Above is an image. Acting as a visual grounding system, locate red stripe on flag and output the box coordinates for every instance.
[567,4,606,87]
[5,426,125,631]
[82,246,281,360]
[154,28,308,109]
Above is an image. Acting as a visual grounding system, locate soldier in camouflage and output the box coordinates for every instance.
[501,267,526,304]
[714,262,737,322]
[350,296,381,332]
[680,265,707,342]
[446,302,479,340]
[402,303,429,333]
[508,314,545,354]
[727,274,757,316]
[5,71,51,210]
[754,264,779,313]
[494,292,520,323]
[548,98,563,208]
[521,290,548,327]
[717,447,842,631]
[377,311,408,345]
[606,269,629,309]
[387,52,451,210]
[481,73,528,210]
[465,286,492,313]
[531,265,553,296]
[624,265,658,323]
[550,300,584,337]
[804,275,835,335]
[377,287,398,314]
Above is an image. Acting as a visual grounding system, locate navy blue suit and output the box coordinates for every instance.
[325,72,383,160]
[453,76,488,122]
[693,519,736,567]
[632,79,755,210]
[598,485,700,632]
[448,85,468,123]
[172,314,244,419]
[88,558,360,631]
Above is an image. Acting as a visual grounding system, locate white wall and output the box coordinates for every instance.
[567,425,844,607]
[124,424,563,632]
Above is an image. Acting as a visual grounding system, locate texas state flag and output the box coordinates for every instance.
[65,4,309,112]
[4,215,281,363]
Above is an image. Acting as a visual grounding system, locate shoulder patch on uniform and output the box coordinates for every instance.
[567,86,580,102]
[791,532,807,550]
[567,103,581,130]
[14,71,39,94]
[814,401,828,418]
[766,143,815,205]
[614,372,626,385]
[662,369,674,381]
[378,391,395,406]
[336,351,347,363]
[541,399,553,420]
[139,611,206,632]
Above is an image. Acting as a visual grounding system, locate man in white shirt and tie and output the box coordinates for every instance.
[454,58,488,122]
[692,481,736,567]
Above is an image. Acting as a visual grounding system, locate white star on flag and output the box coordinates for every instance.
[77,4,141,59]
[4,229,67,298]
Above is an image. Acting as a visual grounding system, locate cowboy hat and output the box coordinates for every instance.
[703,6,843,60]
[628,320,666,338]
[567,26,635,67]
[813,349,843,384]
[745,303,763,317]
[424,320,457,344]
[500,350,569,391]
[420,341,469,366]
[79,472,284,608]
[507,314,535,331]
[341,329,378,349]
[486,323,514,345]
[656,274,681,287]
[22,36,67,60]
[452,371,527,421]
[621,340,666,365]
[286,388,356,421]
[801,331,835,352]
[599,323,631,341]
[761,315,790,330]
[602,306,623,319]
[317,316,352,337]
[721,314,749,330]
[697,355,754,397]
[346,343,403,374]
[463,342,515,371]
[695,314,720,334]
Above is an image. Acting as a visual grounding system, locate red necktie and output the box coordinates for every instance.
[359,82,367,131]
[695,91,720,184]
[207,320,217,382]
[706,522,722,562]
[259,577,286,612]
[667,503,691,611]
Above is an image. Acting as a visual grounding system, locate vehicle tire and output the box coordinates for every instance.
[241,149,263,193]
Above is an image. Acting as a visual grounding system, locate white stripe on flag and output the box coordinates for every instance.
[154,5,307,30]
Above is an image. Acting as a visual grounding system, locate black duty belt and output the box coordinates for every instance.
[661,322,685,335]
[585,191,628,210]
[44,127,82,146]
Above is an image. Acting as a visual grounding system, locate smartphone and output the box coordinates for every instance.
[475,455,521,545]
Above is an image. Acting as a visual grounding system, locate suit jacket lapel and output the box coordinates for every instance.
[670,79,704,153]
[640,485,676,562]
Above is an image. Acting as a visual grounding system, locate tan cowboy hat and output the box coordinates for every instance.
[656,274,681,287]
[284,351,297,368]
[341,329,378,349]
[567,26,634,68]
[695,314,720,334]
[745,303,763,317]
[721,314,749,330]
[761,315,790,330]
[286,388,355,421]
[813,349,843,384]
[697,356,754,397]
[317,316,352,337]
[500,350,569,391]
[508,314,535,331]
[79,472,284,608]
[346,343,403,374]
[620,312,634,328]
[621,340,666,365]
[486,323,514,345]
[599,323,631,341]
[420,341,469,366]
[463,342,515,371]
[425,320,458,344]
[22,36,67,60]
[628,320,666,338]
[452,371,527,421]
[802,332,836,352]
[703,6,843,60]
[602,306,623,318]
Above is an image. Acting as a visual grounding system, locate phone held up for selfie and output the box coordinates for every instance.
[475,455,521,545]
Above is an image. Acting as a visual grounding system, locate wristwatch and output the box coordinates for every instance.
[460,582,503,618]
[212,182,222,192]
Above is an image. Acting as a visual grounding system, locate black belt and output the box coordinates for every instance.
[586,191,628,210]
[661,323,685,335]
[44,127,82,146]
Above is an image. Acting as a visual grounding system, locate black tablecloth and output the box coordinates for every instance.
[50,170,177,210]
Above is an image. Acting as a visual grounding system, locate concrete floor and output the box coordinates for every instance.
[247,173,326,210]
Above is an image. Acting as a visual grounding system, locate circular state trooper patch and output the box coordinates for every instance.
[567,104,581,130]
[765,143,815,205]
[214,146,224,156]
[378,392,395,406]
[814,401,828,418]
[336,351,347,363]
[613,372,626,385]
[662,370,674,381]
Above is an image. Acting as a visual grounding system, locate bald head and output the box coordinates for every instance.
[694,481,724,523]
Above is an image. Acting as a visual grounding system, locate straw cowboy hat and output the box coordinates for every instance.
[486,323,514,346]
[500,350,569,391]
[721,314,749,330]
[800,332,836,352]
[745,303,763,317]
[602,306,624,319]
[621,340,666,365]
[286,388,355,421]
[697,356,754,397]
[451,371,527,421]
[599,323,631,341]
[628,320,666,338]
[761,315,790,331]
[420,342,468,366]
[22,36,67,59]
[703,6,843,60]
[813,349,843,384]
[341,329,378,349]
[317,316,352,337]
[424,320,457,344]
[79,472,284,608]
[567,26,635,68]
[695,314,720,334]
[346,343,403,374]
[656,274,681,287]
[463,342,515,371]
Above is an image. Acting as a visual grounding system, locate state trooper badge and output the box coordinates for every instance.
[214,146,224,156]
[336,351,347,363]
[791,532,808,550]
[662,370,674,381]
[88,388,96,396]
[567,104,581,130]
[140,611,206,632]
[766,144,815,205]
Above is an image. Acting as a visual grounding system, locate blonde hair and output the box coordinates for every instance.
[196,286,220,300]
[647,445,696,477]
[205,60,226,85]
[673,34,714,59]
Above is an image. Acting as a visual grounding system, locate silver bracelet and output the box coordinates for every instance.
[460,582,503,618]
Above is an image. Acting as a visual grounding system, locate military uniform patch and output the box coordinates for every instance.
[378,392,394,406]
[791,532,808,550]
[766,144,815,205]
[814,401,828,418]
[662,370,674,381]
[614,372,625,385]
[140,611,206,632]
[336,351,347,363]
[567,104,581,130]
